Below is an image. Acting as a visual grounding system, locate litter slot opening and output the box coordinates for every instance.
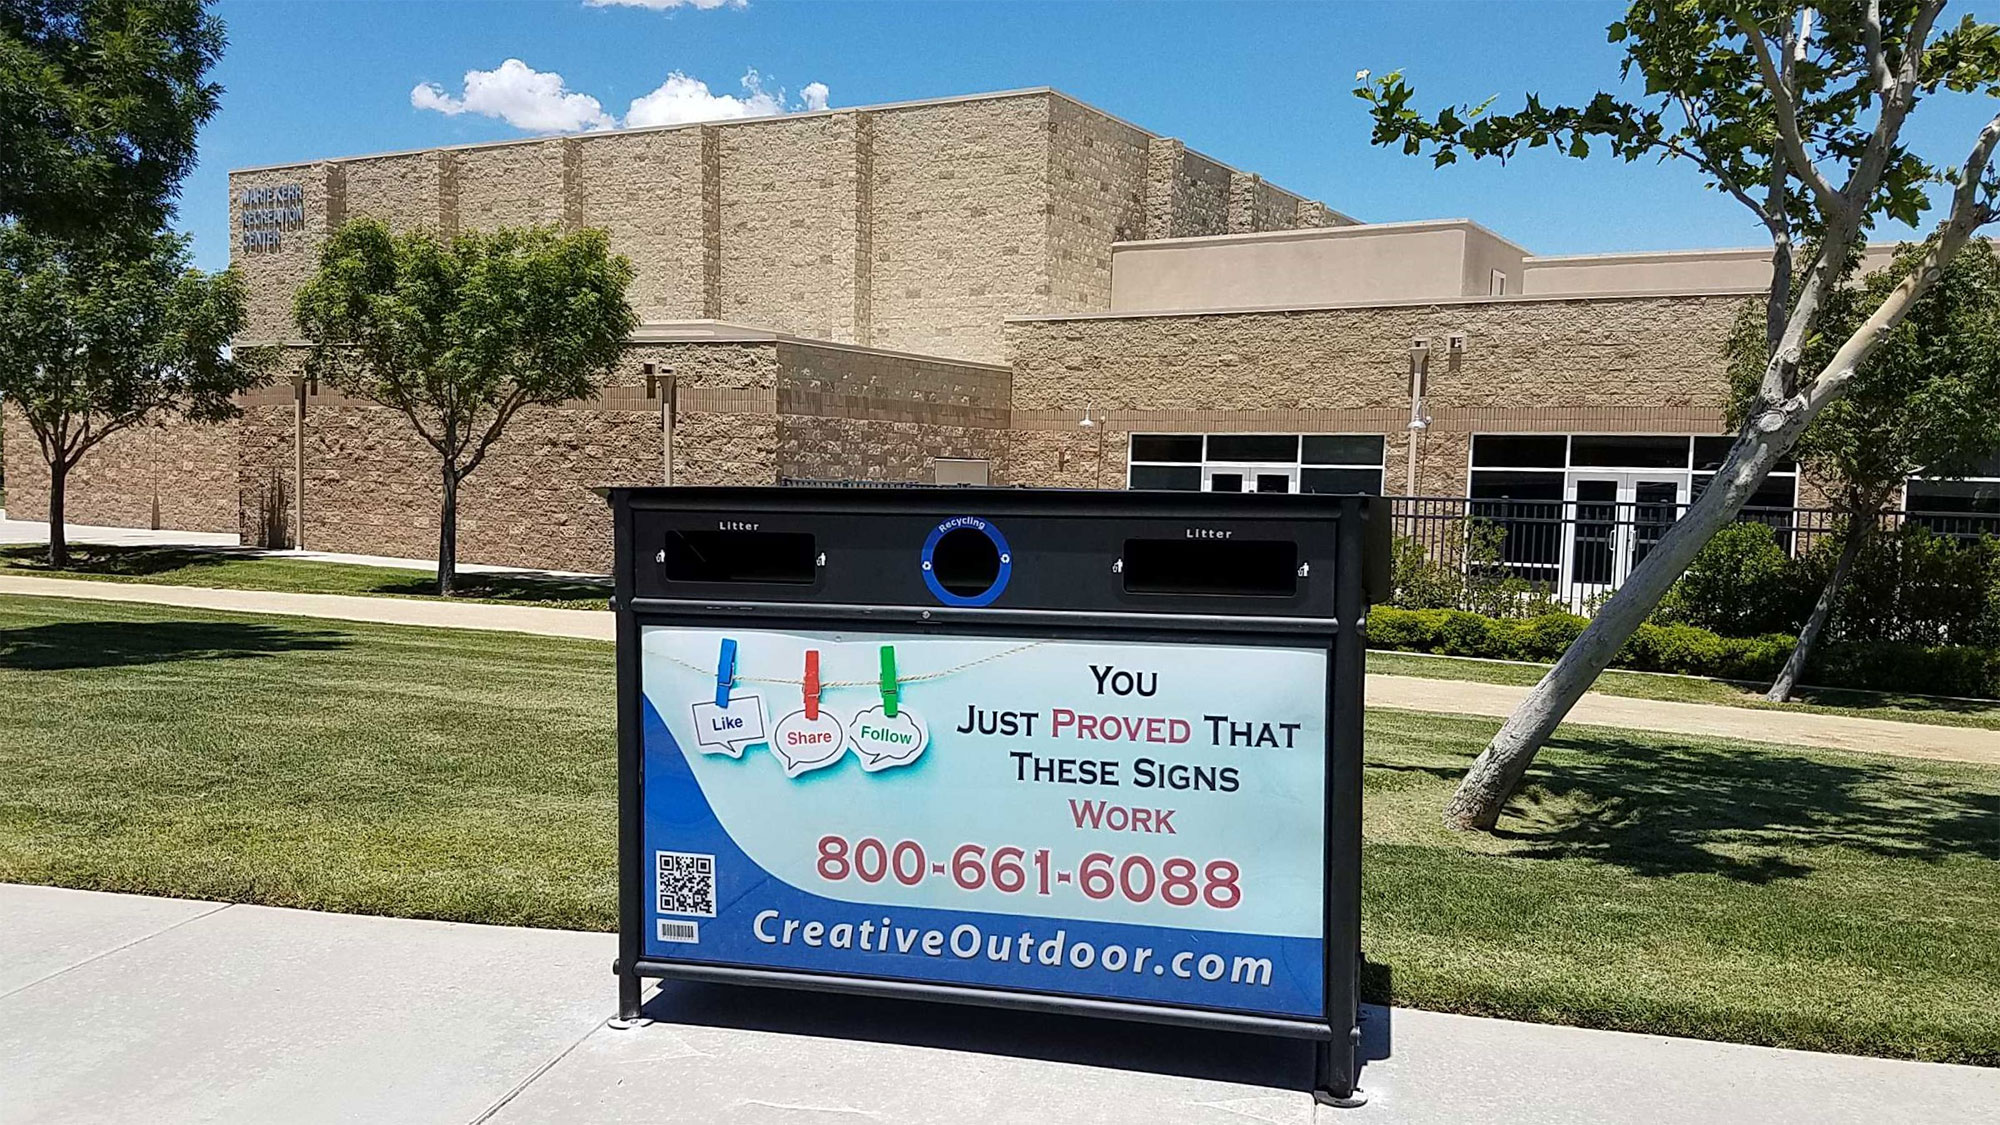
[930,526,1003,597]
[660,529,817,585]
[1121,538,1298,597]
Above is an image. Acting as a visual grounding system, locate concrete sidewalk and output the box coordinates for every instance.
[3,884,1994,1124]
[5,571,1997,765]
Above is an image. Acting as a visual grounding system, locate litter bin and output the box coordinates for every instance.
[609,486,1389,1102]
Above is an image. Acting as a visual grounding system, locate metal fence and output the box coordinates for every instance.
[1390,495,2000,615]
[778,478,2000,617]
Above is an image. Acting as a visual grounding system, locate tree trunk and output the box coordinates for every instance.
[47,458,69,570]
[437,464,458,597]
[1766,510,1871,702]
[1442,427,1802,831]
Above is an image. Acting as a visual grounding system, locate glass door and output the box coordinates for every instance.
[1564,473,1687,600]
[1629,478,1684,567]
[1204,466,1297,493]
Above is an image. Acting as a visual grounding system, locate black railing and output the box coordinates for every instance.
[1391,496,2000,615]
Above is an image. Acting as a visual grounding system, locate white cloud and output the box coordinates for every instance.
[411,59,615,133]
[624,69,821,127]
[583,0,746,9]
[413,59,830,134]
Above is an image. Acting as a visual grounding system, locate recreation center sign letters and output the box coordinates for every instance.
[238,183,304,252]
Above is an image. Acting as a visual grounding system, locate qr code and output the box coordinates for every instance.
[656,850,716,918]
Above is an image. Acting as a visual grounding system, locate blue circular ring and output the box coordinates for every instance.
[921,516,1012,607]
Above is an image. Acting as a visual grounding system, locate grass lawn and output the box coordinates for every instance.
[3,594,1997,1064]
[1370,648,2000,731]
[0,543,607,609]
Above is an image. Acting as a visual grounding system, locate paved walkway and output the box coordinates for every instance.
[4,572,1997,766]
[4,884,1993,1124]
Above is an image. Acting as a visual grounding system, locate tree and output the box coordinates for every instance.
[293,219,636,595]
[1732,238,2000,698]
[0,226,259,567]
[1,0,225,237]
[1356,1,2000,829]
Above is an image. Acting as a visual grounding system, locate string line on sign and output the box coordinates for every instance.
[656,641,1045,688]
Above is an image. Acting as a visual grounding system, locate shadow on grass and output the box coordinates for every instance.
[0,619,350,670]
[365,571,609,604]
[0,544,242,577]
[1784,683,2000,717]
[1375,735,2000,882]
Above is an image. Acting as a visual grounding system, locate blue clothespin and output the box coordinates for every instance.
[716,639,737,707]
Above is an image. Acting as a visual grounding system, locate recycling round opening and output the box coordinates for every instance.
[921,517,1012,607]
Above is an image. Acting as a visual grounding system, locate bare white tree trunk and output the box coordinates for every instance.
[1443,107,2000,829]
[1443,422,1806,829]
[1766,509,1872,702]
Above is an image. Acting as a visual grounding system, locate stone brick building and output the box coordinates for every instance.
[8,85,1859,579]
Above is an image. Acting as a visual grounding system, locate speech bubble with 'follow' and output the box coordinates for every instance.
[770,709,849,777]
[690,694,768,758]
[848,705,929,773]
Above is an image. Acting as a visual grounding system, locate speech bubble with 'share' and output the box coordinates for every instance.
[770,709,848,777]
[691,693,768,758]
[848,705,929,772]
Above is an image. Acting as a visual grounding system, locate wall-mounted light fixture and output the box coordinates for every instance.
[1406,341,1433,496]
[644,362,677,485]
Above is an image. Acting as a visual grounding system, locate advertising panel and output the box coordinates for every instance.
[640,625,1329,1019]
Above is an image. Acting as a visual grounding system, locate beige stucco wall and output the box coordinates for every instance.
[865,96,1053,362]
[2,404,241,533]
[1108,222,1528,314]
[227,89,1334,366]
[1521,243,1903,297]
[1005,292,1748,495]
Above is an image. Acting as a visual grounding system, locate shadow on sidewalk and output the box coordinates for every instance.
[642,980,1397,1095]
[0,619,350,671]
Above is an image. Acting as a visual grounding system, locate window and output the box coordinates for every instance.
[1466,434,1803,576]
[1907,454,2000,538]
[1126,433,1385,494]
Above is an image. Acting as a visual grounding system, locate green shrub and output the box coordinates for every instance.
[1825,525,2000,646]
[1811,640,2000,697]
[1390,522,1569,619]
[1388,536,1463,611]
[1367,605,1999,698]
[1655,522,1810,636]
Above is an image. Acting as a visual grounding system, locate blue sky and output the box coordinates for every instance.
[181,0,2000,272]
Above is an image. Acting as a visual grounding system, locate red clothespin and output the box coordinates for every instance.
[803,650,821,720]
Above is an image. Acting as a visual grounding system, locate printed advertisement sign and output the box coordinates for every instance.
[639,626,1329,1019]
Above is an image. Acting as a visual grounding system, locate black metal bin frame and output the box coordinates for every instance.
[607,486,1382,1103]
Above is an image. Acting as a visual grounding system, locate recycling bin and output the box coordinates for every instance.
[608,486,1389,1102]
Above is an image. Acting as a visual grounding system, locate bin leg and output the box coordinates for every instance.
[1313,1038,1366,1108]
[618,968,643,1021]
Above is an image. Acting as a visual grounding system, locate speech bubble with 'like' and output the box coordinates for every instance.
[848,705,929,772]
[770,709,849,777]
[691,693,768,758]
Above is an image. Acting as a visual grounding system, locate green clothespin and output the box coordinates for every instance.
[879,645,899,717]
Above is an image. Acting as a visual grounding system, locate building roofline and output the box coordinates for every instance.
[231,84,1336,219]
[235,319,1009,371]
[632,320,1010,370]
[1523,240,1912,267]
[1005,287,1766,324]
[229,87,1061,174]
[1111,217,1531,256]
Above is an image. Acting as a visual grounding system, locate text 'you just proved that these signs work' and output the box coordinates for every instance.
[640,626,1328,1018]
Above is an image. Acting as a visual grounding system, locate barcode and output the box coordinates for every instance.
[657,920,700,943]
[656,850,716,918]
